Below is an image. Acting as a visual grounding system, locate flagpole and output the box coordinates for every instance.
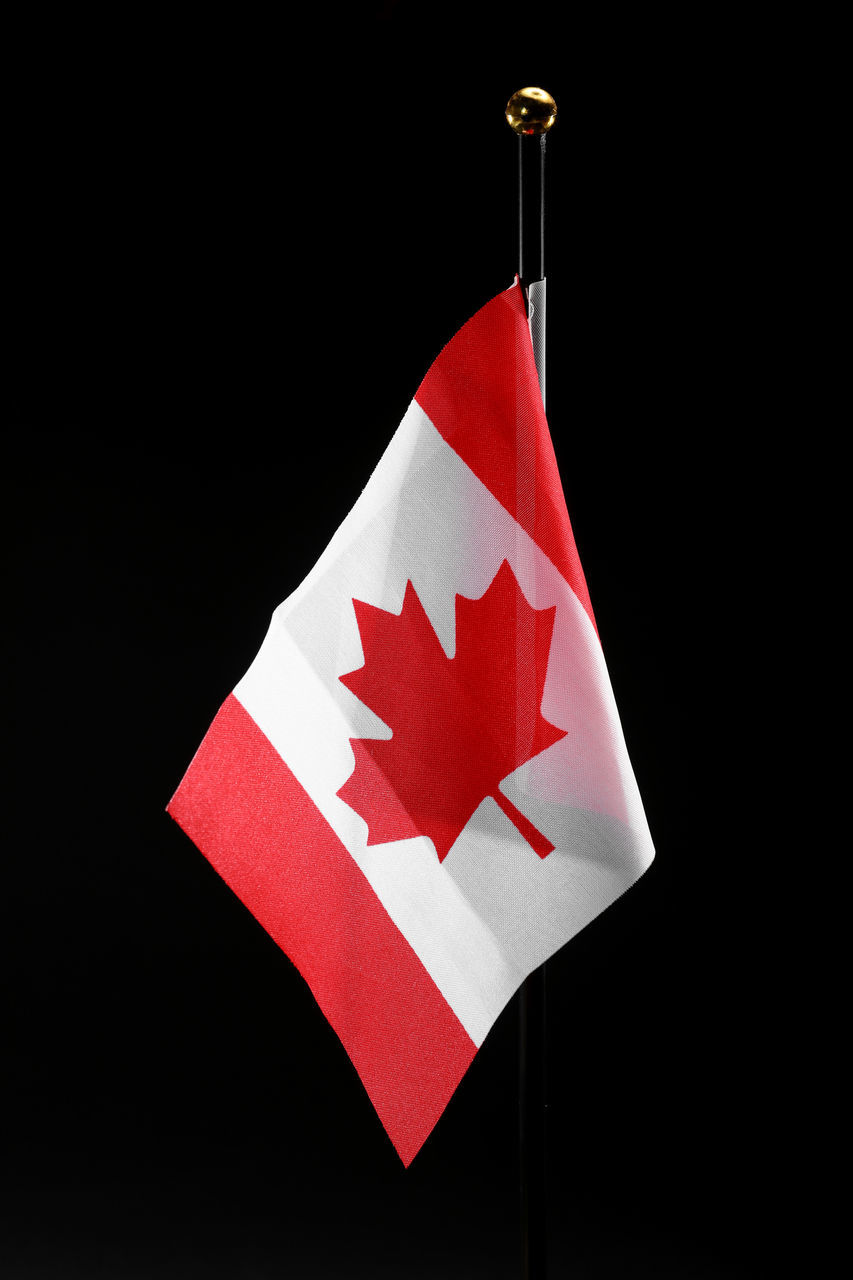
[506,86,557,1280]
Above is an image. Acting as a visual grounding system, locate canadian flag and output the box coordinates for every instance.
[167,280,654,1166]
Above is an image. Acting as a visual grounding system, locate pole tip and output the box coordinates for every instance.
[505,87,557,136]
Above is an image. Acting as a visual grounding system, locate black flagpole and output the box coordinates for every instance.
[506,86,557,1280]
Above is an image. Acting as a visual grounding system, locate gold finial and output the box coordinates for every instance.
[505,87,557,136]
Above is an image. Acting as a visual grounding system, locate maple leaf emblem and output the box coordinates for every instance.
[337,560,566,862]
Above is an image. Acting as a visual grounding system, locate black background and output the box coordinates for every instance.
[5,8,796,1278]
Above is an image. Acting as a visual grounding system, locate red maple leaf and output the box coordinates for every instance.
[337,560,566,862]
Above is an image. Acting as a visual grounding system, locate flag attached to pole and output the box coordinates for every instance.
[167,279,654,1166]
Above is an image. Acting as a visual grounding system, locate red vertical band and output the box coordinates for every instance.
[415,283,597,634]
[167,694,477,1166]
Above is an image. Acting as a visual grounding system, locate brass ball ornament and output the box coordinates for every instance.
[505,87,557,136]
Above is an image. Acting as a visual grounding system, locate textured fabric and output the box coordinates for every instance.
[168,694,476,1167]
[167,279,654,1165]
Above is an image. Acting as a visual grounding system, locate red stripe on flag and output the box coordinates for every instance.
[415,282,597,634]
[167,693,476,1166]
